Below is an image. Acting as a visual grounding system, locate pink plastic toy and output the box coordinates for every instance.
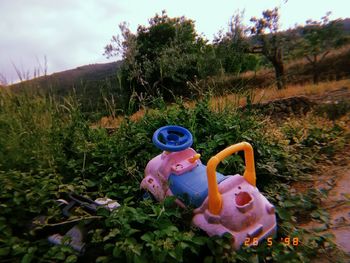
[141,125,277,249]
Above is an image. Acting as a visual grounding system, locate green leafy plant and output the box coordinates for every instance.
[0,89,348,262]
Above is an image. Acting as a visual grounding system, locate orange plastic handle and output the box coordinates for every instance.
[206,142,256,215]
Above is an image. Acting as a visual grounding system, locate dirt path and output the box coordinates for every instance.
[275,85,350,260]
[295,146,350,261]
[300,86,350,259]
[326,168,350,254]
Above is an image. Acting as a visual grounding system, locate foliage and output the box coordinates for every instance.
[297,12,348,84]
[280,115,348,161]
[0,90,70,170]
[249,8,289,89]
[213,10,261,75]
[104,11,218,102]
[0,89,349,262]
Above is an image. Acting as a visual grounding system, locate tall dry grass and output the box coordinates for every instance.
[95,78,350,129]
[249,79,350,103]
[211,78,350,109]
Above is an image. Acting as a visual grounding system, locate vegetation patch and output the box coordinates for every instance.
[0,89,349,262]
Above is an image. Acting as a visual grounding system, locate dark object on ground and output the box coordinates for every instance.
[30,193,120,254]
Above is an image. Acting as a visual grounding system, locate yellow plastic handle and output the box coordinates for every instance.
[206,142,256,215]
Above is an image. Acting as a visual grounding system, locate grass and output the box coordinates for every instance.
[211,78,350,108]
[253,79,350,103]
[1,86,350,262]
[201,44,350,93]
[94,78,350,129]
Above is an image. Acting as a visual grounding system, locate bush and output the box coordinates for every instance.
[105,11,224,103]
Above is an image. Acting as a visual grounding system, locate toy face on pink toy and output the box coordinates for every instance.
[141,125,277,249]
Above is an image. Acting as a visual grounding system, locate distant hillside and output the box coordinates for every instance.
[11,61,122,93]
[9,61,124,115]
[342,18,350,33]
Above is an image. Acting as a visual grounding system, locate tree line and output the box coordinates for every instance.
[104,8,348,102]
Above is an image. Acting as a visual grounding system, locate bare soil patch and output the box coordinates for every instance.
[294,145,350,261]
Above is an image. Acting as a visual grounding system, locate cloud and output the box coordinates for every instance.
[0,0,123,83]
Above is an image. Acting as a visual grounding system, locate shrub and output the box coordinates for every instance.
[104,11,223,103]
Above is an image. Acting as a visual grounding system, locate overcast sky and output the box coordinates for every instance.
[0,0,348,84]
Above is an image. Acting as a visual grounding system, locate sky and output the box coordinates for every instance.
[0,0,349,84]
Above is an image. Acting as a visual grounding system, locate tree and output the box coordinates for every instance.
[250,8,286,89]
[299,12,347,84]
[104,11,212,101]
[214,10,248,74]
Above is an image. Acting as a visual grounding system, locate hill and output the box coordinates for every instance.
[10,61,122,93]
[342,18,350,33]
[9,61,124,115]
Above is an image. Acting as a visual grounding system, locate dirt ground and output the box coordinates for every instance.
[291,86,350,261]
[293,147,350,262]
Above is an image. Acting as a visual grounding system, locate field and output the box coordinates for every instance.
[1,78,350,262]
[94,79,350,129]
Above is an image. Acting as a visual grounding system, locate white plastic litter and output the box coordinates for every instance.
[95,197,120,211]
